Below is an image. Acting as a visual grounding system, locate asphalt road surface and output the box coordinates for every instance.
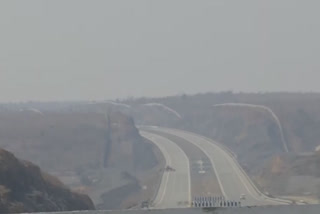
[140,132,191,209]
[145,130,222,198]
[142,127,289,206]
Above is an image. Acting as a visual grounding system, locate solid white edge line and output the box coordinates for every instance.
[140,132,171,207]
[141,131,191,207]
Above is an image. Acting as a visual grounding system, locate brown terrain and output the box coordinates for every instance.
[255,151,320,202]
[0,148,94,213]
[0,110,164,210]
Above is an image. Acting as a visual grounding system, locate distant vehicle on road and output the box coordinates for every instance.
[141,201,149,209]
[299,200,306,204]
[240,194,246,200]
[165,165,176,172]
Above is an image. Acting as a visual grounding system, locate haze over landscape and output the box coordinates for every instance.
[1,1,320,214]
[1,0,320,102]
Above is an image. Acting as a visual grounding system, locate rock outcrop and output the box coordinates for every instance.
[104,112,159,171]
[0,148,95,213]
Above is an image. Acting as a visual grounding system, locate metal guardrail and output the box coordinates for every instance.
[192,196,242,208]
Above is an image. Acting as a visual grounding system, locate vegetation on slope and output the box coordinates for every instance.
[256,151,320,198]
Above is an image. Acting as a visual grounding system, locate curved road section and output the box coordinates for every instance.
[140,131,191,209]
[142,127,290,207]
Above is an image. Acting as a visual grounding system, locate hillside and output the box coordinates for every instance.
[0,112,107,172]
[120,92,320,199]
[125,92,320,153]
[0,111,164,209]
[0,148,94,213]
[104,112,159,171]
[255,151,320,200]
[120,93,320,172]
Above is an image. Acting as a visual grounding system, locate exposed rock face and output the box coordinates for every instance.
[104,112,158,171]
[0,149,95,213]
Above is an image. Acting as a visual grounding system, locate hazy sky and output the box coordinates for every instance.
[1,0,320,101]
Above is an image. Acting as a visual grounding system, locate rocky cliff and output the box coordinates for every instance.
[0,148,95,213]
[104,112,158,171]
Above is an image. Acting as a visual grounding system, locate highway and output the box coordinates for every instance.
[146,130,223,198]
[141,127,290,207]
[140,132,191,209]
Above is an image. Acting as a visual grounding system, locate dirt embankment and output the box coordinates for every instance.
[255,151,320,199]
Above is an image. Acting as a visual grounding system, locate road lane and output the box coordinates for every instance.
[140,131,191,209]
[143,127,289,206]
[145,130,222,198]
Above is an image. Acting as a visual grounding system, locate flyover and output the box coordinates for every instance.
[141,126,290,206]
